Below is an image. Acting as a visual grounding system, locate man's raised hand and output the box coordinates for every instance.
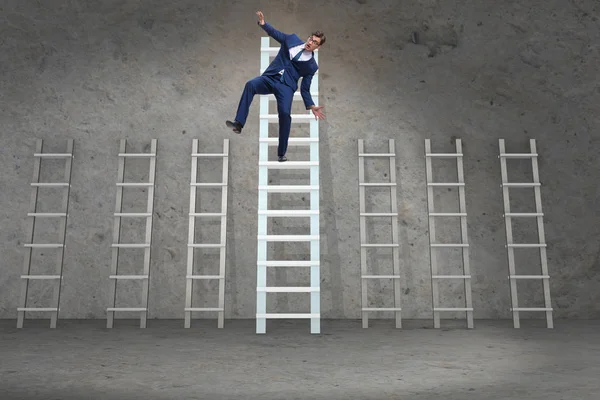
[256,11,265,25]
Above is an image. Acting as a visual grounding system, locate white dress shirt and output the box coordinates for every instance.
[289,43,313,61]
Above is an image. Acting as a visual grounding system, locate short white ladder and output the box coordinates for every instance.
[499,139,553,328]
[185,139,229,328]
[107,139,157,328]
[256,36,321,334]
[17,139,74,328]
[425,139,474,329]
[357,139,402,328]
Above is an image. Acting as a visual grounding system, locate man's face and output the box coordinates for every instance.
[304,35,321,51]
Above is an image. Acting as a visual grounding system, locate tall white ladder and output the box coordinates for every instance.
[17,139,74,328]
[424,139,474,329]
[498,139,553,328]
[357,139,402,328]
[256,36,321,334]
[185,139,229,329]
[107,139,157,328]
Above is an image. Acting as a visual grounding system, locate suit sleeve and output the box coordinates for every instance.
[259,22,287,44]
[301,72,316,110]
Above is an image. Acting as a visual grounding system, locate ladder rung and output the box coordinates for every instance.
[502,183,541,187]
[111,244,150,248]
[187,243,225,248]
[258,235,319,242]
[359,182,396,187]
[511,307,553,311]
[360,212,398,217]
[260,114,315,122]
[362,308,402,311]
[257,261,318,267]
[259,137,318,146]
[31,183,69,187]
[509,275,550,279]
[114,212,152,217]
[33,153,72,158]
[358,153,395,157]
[256,313,319,319]
[186,275,224,280]
[504,213,544,217]
[107,307,147,312]
[27,213,67,217]
[17,307,58,312]
[109,275,148,279]
[21,275,61,280]
[191,182,226,187]
[257,287,319,293]
[118,153,156,157]
[189,212,226,217]
[499,153,538,158]
[191,153,228,157]
[425,153,463,158]
[185,307,224,312]
[24,243,64,248]
[361,243,399,247]
[116,183,153,187]
[434,308,474,311]
[430,243,469,248]
[432,275,471,279]
[258,161,319,169]
[361,275,401,279]
[507,244,546,248]
[429,213,467,217]
[258,210,319,217]
[427,183,465,187]
[258,185,319,193]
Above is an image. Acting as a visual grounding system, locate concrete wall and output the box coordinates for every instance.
[1,0,599,321]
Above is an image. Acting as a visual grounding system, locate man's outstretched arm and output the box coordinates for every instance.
[256,11,286,43]
[300,73,316,109]
[301,73,325,120]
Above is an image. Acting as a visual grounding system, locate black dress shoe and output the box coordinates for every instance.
[278,156,287,162]
[226,120,242,134]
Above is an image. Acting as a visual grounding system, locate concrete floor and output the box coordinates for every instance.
[1,319,599,399]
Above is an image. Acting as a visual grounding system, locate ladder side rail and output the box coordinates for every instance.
[529,139,553,328]
[17,140,43,328]
[499,139,520,328]
[256,36,271,334]
[424,139,441,328]
[50,139,74,328]
[388,139,402,329]
[357,140,369,328]
[139,139,157,328]
[455,139,474,329]
[309,121,320,334]
[107,139,127,328]
[218,138,230,328]
[184,139,199,328]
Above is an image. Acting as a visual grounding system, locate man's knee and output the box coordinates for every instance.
[277,107,292,119]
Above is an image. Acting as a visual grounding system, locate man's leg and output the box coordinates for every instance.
[227,76,272,133]
[273,84,295,160]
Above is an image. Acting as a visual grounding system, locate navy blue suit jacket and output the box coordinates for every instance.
[259,22,318,110]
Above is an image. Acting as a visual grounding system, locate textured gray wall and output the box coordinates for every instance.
[1,0,599,321]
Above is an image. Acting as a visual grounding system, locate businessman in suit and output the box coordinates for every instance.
[226,11,325,162]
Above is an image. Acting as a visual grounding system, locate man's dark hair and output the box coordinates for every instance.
[312,30,326,46]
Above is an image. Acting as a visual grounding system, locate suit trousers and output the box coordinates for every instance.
[235,75,295,157]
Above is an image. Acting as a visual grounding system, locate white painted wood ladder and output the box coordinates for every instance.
[256,37,321,334]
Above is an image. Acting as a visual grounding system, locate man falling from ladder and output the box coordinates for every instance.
[226,11,326,162]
